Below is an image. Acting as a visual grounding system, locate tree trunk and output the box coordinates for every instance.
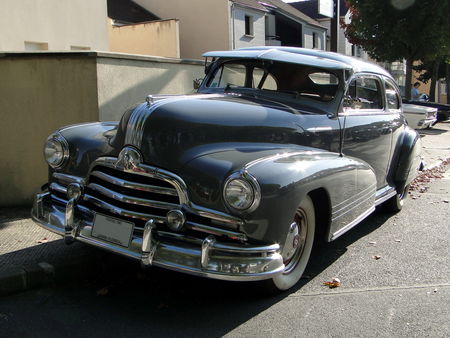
[447,63,450,104]
[405,58,413,100]
[429,60,439,101]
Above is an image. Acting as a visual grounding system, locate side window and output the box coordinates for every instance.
[208,64,246,88]
[384,79,401,110]
[344,76,383,110]
[252,67,278,90]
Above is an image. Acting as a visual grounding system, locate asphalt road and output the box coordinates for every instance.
[0,168,449,337]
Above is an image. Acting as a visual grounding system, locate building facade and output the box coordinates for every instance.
[134,0,326,59]
[0,0,109,52]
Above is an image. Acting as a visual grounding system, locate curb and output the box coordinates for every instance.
[0,254,101,297]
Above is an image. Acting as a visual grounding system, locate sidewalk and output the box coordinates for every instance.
[1,122,449,296]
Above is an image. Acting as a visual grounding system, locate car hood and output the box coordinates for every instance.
[115,94,322,172]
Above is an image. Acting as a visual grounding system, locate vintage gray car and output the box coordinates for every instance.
[32,47,422,292]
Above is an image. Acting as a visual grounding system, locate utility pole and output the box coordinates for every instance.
[330,0,340,52]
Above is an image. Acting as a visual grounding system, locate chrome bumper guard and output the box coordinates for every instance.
[32,191,284,281]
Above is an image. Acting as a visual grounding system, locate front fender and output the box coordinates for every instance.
[246,151,376,244]
[181,146,376,245]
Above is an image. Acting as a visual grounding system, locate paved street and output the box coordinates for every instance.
[0,122,449,337]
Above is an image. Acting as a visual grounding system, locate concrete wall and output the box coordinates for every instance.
[0,0,109,51]
[134,0,230,59]
[0,52,204,206]
[109,19,180,58]
[96,53,204,121]
[0,54,99,206]
[232,6,266,49]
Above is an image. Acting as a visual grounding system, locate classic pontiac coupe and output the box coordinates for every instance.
[32,47,421,292]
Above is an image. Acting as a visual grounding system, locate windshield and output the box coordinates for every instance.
[204,59,340,103]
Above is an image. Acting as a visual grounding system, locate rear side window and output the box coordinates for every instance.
[384,79,401,110]
[345,76,383,110]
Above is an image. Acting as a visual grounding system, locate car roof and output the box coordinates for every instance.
[203,46,392,78]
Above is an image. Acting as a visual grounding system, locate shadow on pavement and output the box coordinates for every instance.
[419,127,448,136]
[1,210,393,336]
[0,207,31,223]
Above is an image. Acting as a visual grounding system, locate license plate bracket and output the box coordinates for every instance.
[92,213,134,247]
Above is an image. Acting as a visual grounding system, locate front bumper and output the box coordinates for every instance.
[32,191,284,281]
[417,116,437,129]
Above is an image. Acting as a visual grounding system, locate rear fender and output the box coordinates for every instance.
[390,126,422,192]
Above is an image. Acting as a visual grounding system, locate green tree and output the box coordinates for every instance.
[342,0,450,99]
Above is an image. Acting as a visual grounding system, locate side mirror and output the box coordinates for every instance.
[193,78,203,90]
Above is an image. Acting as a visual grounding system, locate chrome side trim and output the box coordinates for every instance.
[87,183,179,210]
[374,186,397,206]
[330,206,375,241]
[333,183,376,210]
[332,184,376,220]
[90,170,178,196]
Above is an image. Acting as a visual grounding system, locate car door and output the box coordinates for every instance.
[340,74,395,190]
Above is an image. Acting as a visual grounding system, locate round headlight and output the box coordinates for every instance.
[224,172,260,212]
[44,134,68,168]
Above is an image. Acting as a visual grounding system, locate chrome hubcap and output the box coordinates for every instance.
[282,209,308,274]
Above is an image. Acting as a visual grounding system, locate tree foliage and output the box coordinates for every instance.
[342,0,450,98]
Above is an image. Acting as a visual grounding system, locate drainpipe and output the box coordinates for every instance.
[231,2,236,50]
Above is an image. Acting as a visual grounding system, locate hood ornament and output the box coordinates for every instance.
[115,147,142,171]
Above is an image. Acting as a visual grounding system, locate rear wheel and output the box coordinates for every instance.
[382,185,409,213]
[263,196,315,293]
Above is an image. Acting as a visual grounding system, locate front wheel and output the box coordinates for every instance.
[263,196,316,293]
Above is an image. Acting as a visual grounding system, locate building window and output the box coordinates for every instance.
[312,32,317,49]
[24,41,48,51]
[245,15,253,36]
[70,46,91,50]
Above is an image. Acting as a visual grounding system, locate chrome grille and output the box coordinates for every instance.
[83,165,181,223]
[48,160,247,242]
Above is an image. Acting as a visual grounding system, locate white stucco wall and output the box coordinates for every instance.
[0,0,109,51]
[231,6,266,49]
[134,0,230,59]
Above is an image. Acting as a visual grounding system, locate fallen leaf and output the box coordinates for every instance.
[96,287,111,296]
[323,278,341,288]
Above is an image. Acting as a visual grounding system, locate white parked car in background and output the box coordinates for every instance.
[403,103,437,129]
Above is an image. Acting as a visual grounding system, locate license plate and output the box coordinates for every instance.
[92,214,134,247]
